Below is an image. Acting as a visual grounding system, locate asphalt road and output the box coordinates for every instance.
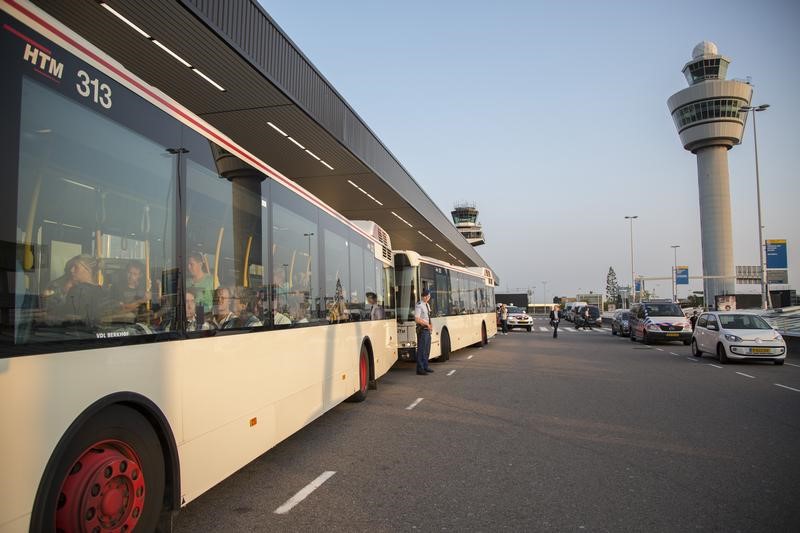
[173,319,800,532]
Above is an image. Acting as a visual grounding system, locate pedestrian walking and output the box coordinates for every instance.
[549,304,561,338]
[500,304,509,335]
[415,289,433,375]
[690,310,698,331]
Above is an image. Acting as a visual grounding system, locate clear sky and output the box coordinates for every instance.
[259,0,799,302]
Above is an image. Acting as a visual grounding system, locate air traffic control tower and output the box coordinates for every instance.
[668,41,752,307]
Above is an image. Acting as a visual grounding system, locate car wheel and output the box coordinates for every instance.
[683,340,691,346]
[630,331,636,342]
[774,359,784,366]
[611,325,617,336]
[643,331,651,345]
[691,339,702,357]
[717,343,729,364]
[526,326,532,332]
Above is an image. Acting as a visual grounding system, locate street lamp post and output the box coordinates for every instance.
[671,244,680,303]
[739,104,770,310]
[541,281,548,306]
[625,216,638,304]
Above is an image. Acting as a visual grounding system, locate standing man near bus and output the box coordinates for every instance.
[415,288,433,375]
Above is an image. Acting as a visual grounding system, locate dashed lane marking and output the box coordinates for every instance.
[687,357,698,362]
[785,363,800,368]
[775,383,800,392]
[708,363,723,368]
[736,372,755,379]
[406,398,424,410]
[274,471,336,514]
[467,355,474,360]
[669,352,679,356]
[656,348,664,352]
[447,369,456,376]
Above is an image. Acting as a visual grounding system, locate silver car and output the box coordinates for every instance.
[691,311,786,365]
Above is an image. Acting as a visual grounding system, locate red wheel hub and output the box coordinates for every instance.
[359,349,368,391]
[56,440,146,532]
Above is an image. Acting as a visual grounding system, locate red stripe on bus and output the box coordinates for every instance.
[3,22,52,54]
[5,0,378,245]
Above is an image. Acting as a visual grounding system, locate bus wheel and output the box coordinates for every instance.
[440,330,451,362]
[34,405,165,533]
[481,323,488,346]
[347,344,370,402]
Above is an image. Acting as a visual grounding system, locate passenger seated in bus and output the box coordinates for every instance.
[207,286,236,329]
[161,290,209,332]
[288,299,310,324]
[223,286,263,329]
[187,252,213,313]
[46,254,110,327]
[41,256,81,311]
[107,260,147,322]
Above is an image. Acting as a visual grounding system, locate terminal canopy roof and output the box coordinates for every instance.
[32,0,493,272]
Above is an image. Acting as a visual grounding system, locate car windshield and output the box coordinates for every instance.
[619,312,630,320]
[644,303,683,317]
[507,306,525,314]
[718,314,772,330]
[587,307,600,318]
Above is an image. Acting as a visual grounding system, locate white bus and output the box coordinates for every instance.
[0,2,397,531]
[394,251,497,361]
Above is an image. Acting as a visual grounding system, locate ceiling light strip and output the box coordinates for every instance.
[305,149,321,161]
[320,161,334,170]
[287,137,305,150]
[417,231,433,242]
[435,244,447,252]
[100,3,150,38]
[152,40,191,67]
[391,211,413,228]
[192,68,225,91]
[267,122,288,136]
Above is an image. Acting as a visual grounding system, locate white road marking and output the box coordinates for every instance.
[687,357,698,362]
[564,327,576,332]
[775,383,800,393]
[656,348,664,352]
[539,327,549,332]
[406,398,424,410]
[785,363,800,368]
[708,364,723,369]
[447,369,456,376]
[736,372,755,379]
[467,355,474,360]
[274,471,336,514]
[669,352,679,356]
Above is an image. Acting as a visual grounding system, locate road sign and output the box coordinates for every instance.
[767,269,788,284]
[675,266,689,285]
[766,240,787,269]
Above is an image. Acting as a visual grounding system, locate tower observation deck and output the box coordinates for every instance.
[451,203,485,246]
[667,41,752,308]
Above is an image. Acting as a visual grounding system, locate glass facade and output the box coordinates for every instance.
[672,98,748,130]
[0,26,394,356]
[683,57,730,85]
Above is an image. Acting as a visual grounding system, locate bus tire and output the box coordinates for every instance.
[347,343,371,402]
[32,404,165,533]
[473,322,488,347]
[439,329,451,362]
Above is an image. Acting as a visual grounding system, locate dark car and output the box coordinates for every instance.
[611,309,631,336]
[574,305,602,328]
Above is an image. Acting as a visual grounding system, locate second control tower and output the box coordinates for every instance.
[667,41,752,307]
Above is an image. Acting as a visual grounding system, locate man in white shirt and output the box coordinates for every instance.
[414,289,433,375]
[549,305,561,339]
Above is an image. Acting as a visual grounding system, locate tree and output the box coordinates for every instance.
[606,267,620,307]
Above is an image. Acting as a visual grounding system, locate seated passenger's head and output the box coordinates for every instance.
[186,291,197,320]
[127,260,145,288]
[213,287,232,315]
[69,254,97,285]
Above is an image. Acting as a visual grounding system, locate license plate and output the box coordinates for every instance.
[666,333,679,337]
[751,347,771,354]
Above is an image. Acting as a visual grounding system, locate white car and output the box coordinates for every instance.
[506,306,533,332]
[691,311,786,365]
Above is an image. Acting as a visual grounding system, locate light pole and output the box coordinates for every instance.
[671,244,680,302]
[541,281,548,306]
[625,215,638,304]
[303,232,314,259]
[739,104,770,310]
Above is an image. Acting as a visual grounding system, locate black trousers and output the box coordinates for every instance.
[552,320,559,338]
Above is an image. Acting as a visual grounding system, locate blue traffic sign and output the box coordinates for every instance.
[766,240,787,269]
